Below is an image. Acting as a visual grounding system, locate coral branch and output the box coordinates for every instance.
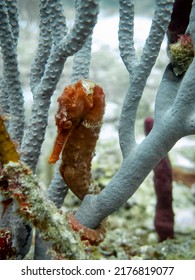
[29,0,53,92]
[0,0,24,144]
[37,0,100,95]
[71,0,93,83]
[118,0,174,157]
[0,78,9,116]
[118,0,137,74]
[153,157,174,242]
[47,165,69,208]
[30,0,67,92]
[71,34,93,83]
[154,63,182,123]
[6,0,19,47]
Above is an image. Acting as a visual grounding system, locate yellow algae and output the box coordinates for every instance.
[0,116,19,165]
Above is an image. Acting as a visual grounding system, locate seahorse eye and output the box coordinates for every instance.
[63,120,72,130]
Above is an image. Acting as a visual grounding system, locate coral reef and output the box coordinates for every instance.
[1,0,195,259]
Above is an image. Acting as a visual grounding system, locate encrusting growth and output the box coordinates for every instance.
[167,0,194,76]
[49,80,105,200]
[169,34,194,76]
[0,227,16,260]
[0,161,87,259]
[144,117,174,242]
[66,211,106,246]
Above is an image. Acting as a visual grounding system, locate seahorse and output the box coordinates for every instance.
[48,80,105,200]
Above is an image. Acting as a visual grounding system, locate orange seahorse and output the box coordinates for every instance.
[48,80,105,200]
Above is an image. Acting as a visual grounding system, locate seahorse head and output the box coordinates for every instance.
[48,80,105,163]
